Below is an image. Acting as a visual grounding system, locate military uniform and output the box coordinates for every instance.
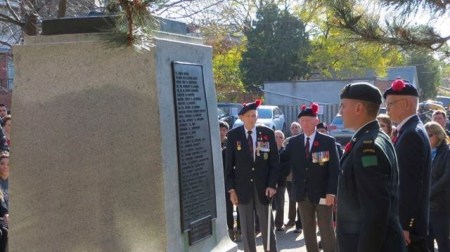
[225,100,279,252]
[336,121,406,252]
[337,82,406,252]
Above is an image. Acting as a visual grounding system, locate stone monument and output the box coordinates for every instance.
[10,23,236,251]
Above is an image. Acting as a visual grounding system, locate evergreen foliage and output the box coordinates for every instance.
[240,3,311,87]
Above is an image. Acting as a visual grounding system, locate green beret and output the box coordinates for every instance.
[340,82,382,105]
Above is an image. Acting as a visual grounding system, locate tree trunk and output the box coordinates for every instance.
[58,0,67,18]
[21,1,38,36]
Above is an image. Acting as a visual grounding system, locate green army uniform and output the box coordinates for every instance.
[336,82,406,252]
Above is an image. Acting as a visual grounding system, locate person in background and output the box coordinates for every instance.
[384,79,431,252]
[377,113,393,137]
[0,105,7,122]
[220,121,229,148]
[225,99,279,252]
[317,122,343,158]
[274,130,289,232]
[432,110,450,136]
[425,122,450,252]
[283,121,303,233]
[0,152,9,252]
[1,116,11,147]
[280,103,339,252]
[220,120,241,242]
[337,82,406,252]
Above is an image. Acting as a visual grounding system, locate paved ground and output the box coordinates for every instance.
[232,191,439,252]
[233,190,312,252]
[235,225,308,252]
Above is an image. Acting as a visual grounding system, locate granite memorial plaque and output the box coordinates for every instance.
[172,62,217,238]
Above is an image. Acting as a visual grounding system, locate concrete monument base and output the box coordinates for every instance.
[11,32,236,251]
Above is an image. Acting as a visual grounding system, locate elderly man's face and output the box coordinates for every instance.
[433,113,447,128]
[385,96,407,124]
[240,110,257,129]
[290,123,301,136]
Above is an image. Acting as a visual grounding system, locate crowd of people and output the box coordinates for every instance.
[220,80,450,252]
[0,104,10,252]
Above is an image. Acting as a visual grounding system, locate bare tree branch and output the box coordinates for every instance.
[5,0,21,22]
[0,13,24,26]
[0,40,12,49]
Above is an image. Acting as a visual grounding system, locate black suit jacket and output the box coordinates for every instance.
[430,142,450,213]
[394,115,431,239]
[280,131,339,203]
[225,125,279,205]
[336,121,406,252]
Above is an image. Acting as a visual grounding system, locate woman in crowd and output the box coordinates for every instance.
[1,116,10,146]
[0,152,9,252]
[376,113,393,136]
[425,122,450,252]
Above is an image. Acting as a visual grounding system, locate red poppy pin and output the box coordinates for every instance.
[263,135,269,141]
[344,142,353,153]
[313,141,319,147]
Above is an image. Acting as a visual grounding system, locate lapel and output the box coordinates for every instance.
[397,115,419,140]
[310,132,320,153]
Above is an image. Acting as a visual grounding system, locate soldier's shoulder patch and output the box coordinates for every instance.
[361,139,377,167]
[362,155,378,167]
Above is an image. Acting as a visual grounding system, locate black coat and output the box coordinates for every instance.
[336,121,406,252]
[394,115,432,238]
[430,142,450,214]
[225,125,279,205]
[279,131,339,203]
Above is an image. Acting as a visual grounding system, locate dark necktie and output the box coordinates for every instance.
[247,131,253,157]
[305,137,310,159]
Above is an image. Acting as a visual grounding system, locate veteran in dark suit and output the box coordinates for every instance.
[280,103,339,252]
[384,79,432,252]
[336,82,406,252]
[225,99,279,252]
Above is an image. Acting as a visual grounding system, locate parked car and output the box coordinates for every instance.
[232,105,286,131]
[418,100,446,124]
[217,103,242,128]
[436,96,450,110]
[329,107,387,145]
[328,114,354,145]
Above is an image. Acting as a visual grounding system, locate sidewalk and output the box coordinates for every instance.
[234,190,312,252]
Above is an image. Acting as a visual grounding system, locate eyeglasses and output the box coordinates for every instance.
[386,98,406,108]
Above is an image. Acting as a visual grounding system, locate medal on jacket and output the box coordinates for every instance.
[236,141,241,151]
